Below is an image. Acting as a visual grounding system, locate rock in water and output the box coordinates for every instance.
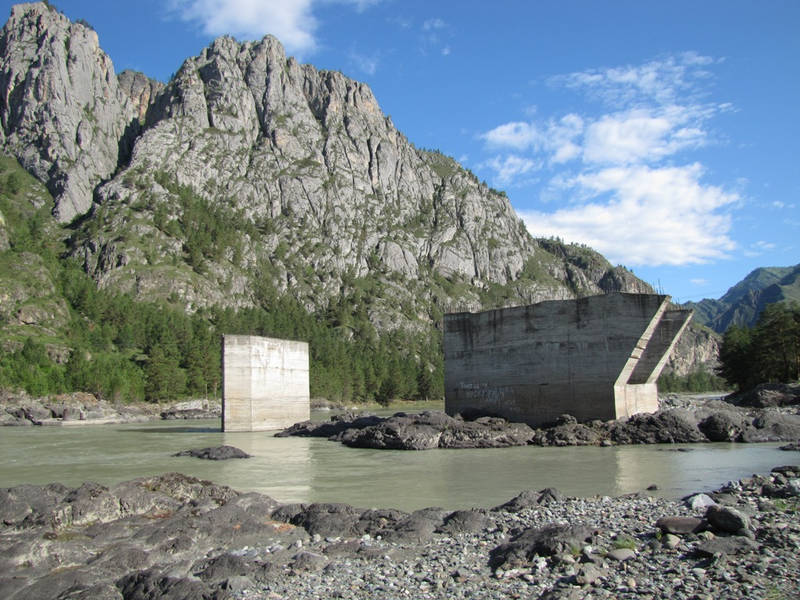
[173,445,251,460]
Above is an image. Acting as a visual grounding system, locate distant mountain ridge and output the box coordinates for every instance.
[0,2,714,380]
[686,264,800,333]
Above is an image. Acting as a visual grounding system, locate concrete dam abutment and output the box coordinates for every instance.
[443,293,692,427]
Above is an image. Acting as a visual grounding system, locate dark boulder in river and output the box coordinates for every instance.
[173,445,251,460]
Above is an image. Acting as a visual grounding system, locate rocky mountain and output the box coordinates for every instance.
[0,2,711,381]
[686,264,800,334]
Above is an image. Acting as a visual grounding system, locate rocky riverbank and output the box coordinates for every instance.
[1,466,798,599]
[0,390,220,426]
[278,393,800,450]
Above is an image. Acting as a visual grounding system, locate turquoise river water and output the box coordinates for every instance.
[0,416,788,511]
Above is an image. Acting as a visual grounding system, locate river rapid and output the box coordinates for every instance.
[0,415,788,511]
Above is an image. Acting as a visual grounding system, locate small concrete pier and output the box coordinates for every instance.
[221,334,310,432]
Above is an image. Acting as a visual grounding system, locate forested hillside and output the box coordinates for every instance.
[687,264,800,334]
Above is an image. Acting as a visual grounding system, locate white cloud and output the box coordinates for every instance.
[691,278,709,286]
[348,49,379,75]
[552,52,716,107]
[583,106,707,164]
[520,164,738,266]
[422,18,446,30]
[482,155,539,187]
[477,52,744,268]
[482,121,539,150]
[481,114,583,161]
[483,104,710,169]
[171,0,381,55]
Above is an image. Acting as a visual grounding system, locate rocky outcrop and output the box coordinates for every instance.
[0,2,138,222]
[727,383,800,408]
[280,410,536,450]
[664,320,720,376]
[2,468,798,599]
[278,398,800,449]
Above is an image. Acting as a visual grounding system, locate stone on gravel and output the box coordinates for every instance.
[437,509,491,535]
[606,548,636,561]
[684,493,717,511]
[291,551,329,572]
[705,505,750,534]
[655,516,706,535]
[575,563,605,586]
[493,488,565,512]
[693,536,759,557]
[489,523,594,571]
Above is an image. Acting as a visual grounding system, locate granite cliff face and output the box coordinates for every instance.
[0,3,713,374]
[0,2,140,222]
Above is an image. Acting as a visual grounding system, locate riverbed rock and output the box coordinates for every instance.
[173,445,251,460]
[606,547,636,562]
[489,523,595,571]
[693,536,759,557]
[438,417,536,448]
[609,409,706,444]
[728,383,800,408]
[289,503,363,538]
[655,516,706,535]
[705,505,751,534]
[493,488,566,512]
[342,417,442,450]
[2,466,799,600]
[744,413,800,442]
[275,413,382,438]
[437,509,491,535]
[698,411,749,442]
[684,493,717,511]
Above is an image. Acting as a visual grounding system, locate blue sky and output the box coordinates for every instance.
[5,0,798,302]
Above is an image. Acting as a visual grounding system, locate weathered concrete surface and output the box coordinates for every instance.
[222,335,310,432]
[444,293,691,427]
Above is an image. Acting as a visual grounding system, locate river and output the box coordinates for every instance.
[0,416,788,511]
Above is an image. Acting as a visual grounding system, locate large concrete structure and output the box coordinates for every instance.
[444,293,692,427]
[222,335,310,432]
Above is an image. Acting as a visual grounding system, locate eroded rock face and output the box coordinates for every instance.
[0,2,138,222]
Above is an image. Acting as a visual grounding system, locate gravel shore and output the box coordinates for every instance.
[1,465,798,599]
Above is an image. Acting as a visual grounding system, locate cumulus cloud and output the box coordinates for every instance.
[583,106,707,164]
[481,114,583,162]
[171,0,381,55]
[478,52,739,268]
[481,155,539,187]
[520,164,737,266]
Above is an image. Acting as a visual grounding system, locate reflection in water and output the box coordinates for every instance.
[0,418,788,511]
